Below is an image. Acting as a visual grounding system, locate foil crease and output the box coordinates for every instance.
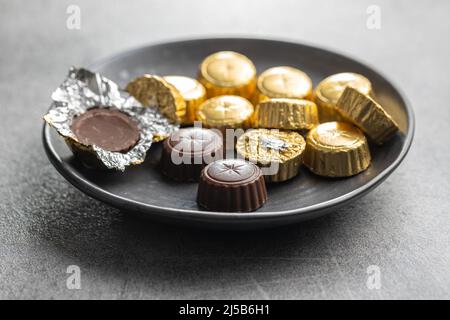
[252,98,319,130]
[236,129,306,183]
[259,136,290,151]
[303,122,371,177]
[336,86,398,144]
[44,67,179,171]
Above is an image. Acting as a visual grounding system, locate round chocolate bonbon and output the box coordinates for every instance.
[197,159,267,212]
[160,127,223,182]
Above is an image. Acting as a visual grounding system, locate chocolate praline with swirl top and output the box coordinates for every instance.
[197,159,267,212]
[160,127,223,182]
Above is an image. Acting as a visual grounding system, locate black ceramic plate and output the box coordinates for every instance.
[42,38,414,228]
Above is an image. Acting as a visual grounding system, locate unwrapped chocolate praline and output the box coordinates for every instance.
[71,108,140,153]
[197,159,267,212]
[160,127,223,182]
[44,67,178,170]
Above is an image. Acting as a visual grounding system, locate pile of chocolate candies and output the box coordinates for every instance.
[66,51,400,212]
[126,51,399,211]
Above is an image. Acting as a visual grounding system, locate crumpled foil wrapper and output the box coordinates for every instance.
[44,67,179,171]
[259,135,290,151]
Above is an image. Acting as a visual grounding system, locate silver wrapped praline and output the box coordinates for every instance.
[44,67,179,171]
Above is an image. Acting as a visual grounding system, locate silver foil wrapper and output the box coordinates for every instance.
[259,135,290,151]
[44,67,179,171]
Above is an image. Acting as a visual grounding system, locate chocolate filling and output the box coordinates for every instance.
[71,108,140,153]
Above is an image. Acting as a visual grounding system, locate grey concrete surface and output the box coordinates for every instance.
[0,0,449,299]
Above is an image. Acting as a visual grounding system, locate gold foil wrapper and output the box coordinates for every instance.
[198,51,256,100]
[254,66,313,105]
[314,72,372,123]
[197,95,254,130]
[336,87,399,144]
[304,122,371,177]
[126,75,186,124]
[164,76,206,125]
[236,129,306,183]
[252,98,319,130]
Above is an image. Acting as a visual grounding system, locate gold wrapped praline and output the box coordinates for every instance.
[304,122,371,177]
[198,51,256,100]
[125,74,186,125]
[163,76,206,125]
[336,87,399,144]
[236,129,306,183]
[254,66,313,105]
[252,98,319,130]
[314,72,372,123]
[196,95,254,130]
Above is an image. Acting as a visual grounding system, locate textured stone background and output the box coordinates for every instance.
[0,0,449,299]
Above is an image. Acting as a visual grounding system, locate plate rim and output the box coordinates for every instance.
[42,37,415,222]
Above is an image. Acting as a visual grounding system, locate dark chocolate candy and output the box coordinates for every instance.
[160,127,223,182]
[71,108,140,153]
[197,159,267,212]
